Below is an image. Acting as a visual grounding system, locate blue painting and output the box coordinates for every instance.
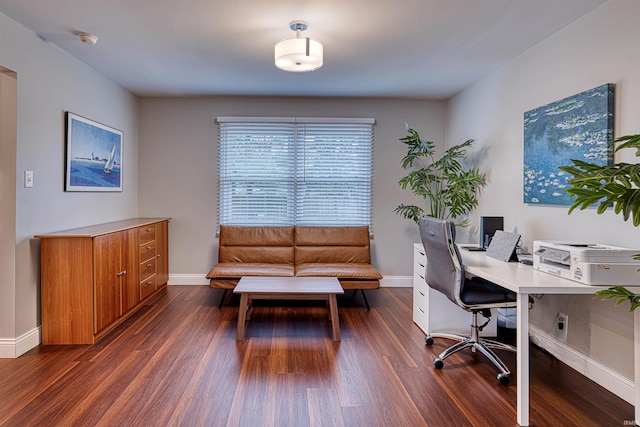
[523,84,614,205]
[65,112,123,192]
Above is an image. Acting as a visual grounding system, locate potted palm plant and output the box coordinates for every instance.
[559,134,640,310]
[394,124,486,226]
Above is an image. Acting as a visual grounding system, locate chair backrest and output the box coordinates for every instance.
[418,217,465,307]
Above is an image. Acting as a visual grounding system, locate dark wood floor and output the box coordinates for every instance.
[0,286,632,426]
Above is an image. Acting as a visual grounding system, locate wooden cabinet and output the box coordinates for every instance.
[37,218,170,344]
[93,228,140,331]
[156,220,169,289]
[413,243,496,336]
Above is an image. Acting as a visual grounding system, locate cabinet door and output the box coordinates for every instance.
[41,237,94,344]
[156,220,169,287]
[121,229,140,313]
[94,233,122,333]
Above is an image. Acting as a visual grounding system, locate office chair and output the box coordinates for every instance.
[418,216,517,385]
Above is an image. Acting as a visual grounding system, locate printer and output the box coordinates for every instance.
[533,240,640,285]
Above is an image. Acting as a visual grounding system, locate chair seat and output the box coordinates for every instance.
[460,277,516,305]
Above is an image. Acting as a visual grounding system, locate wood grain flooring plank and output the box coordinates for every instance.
[306,386,346,427]
[0,286,633,427]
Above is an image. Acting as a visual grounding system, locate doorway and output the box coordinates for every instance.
[0,65,17,357]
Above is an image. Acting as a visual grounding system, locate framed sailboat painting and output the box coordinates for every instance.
[65,112,123,192]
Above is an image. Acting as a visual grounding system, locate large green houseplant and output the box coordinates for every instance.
[559,134,640,311]
[394,124,486,226]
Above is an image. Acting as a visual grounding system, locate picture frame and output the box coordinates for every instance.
[65,112,123,192]
[523,83,614,206]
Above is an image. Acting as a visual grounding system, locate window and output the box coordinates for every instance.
[217,117,375,227]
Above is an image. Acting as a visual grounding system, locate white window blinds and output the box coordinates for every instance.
[217,117,375,227]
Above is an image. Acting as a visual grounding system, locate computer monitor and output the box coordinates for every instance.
[479,216,504,249]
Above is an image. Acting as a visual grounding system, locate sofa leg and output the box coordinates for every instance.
[218,289,228,309]
[360,289,371,310]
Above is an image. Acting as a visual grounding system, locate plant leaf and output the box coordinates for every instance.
[395,126,485,224]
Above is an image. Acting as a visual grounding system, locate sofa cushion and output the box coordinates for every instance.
[206,263,295,279]
[295,263,382,279]
[295,226,371,264]
[218,225,294,264]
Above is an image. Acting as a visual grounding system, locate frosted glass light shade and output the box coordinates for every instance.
[274,37,323,72]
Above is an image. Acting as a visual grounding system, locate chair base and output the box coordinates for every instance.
[425,310,516,385]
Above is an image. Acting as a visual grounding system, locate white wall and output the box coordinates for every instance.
[0,11,139,354]
[138,96,445,281]
[446,1,640,380]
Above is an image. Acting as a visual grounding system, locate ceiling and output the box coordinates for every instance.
[0,0,606,99]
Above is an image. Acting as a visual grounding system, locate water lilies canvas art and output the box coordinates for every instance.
[65,112,123,192]
[523,84,614,205]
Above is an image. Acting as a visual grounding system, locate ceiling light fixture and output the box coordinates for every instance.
[274,21,323,72]
[77,32,98,45]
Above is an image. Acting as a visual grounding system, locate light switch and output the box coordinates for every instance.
[24,170,34,188]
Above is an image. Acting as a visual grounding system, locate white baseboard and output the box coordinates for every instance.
[380,276,412,287]
[169,274,413,288]
[0,326,41,358]
[529,324,634,404]
[168,274,209,286]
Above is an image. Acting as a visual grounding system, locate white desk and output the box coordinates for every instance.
[459,248,637,426]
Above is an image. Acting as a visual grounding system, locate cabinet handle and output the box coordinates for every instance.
[418,262,425,268]
[147,263,152,268]
[146,228,153,232]
[147,246,153,250]
[156,254,161,258]
[117,270,127,276]
[146,281,153,286]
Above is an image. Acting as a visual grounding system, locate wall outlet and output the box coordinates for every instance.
[556,312,568,342]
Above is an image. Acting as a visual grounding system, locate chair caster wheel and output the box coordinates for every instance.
[497,373,510,386]
[434,358,444,369]
[425,336,434,346]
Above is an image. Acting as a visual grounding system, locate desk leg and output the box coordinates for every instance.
[237,293,249,341]
[517,293,530,426]
[329,294,340,342]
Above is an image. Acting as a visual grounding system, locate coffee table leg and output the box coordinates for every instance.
[329,294,340,341]
[237,293,249,341]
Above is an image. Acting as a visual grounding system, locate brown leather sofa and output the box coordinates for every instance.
[206,225,383,309]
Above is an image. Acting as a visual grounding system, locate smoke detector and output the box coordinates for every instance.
[77,32,98,45]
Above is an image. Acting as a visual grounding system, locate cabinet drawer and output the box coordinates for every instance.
[140,275,157,299]
[139,241,156,262]
[414,259,426,277]
[413,302,429,334]
[139,225,156,244]
[140,258,156,282]
[414,270,427,287]
[413,284,429,312]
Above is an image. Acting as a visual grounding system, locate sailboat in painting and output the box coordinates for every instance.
[104,145,116,174]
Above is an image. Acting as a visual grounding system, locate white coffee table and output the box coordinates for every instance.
[233,276,344,341]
